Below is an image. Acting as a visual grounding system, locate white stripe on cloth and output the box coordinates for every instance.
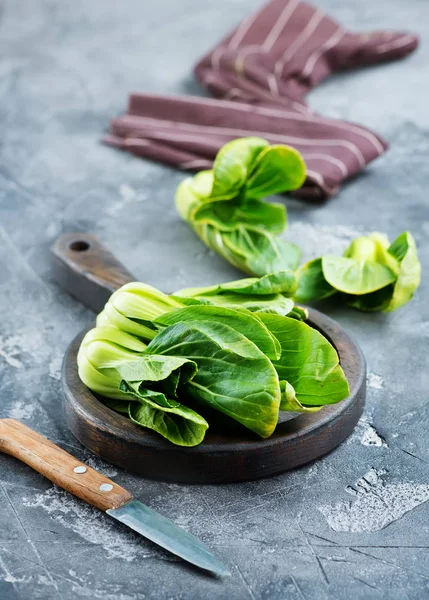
[227,3,267,50]
[117,126,365,168]
[124,138,150,147]
[375,34,416,54]
[261,0,299,52]
[203,72,310,114]
[235,44,265,74]
[301,28,345,79]
[223,87,248,100]
[121,137,337,194]
[180,159,213,169]
[302,153,349,177]
[305,169,337,194]
[267,73,280,96]
[118,113,373,165]
[274,9,325,78]
[210,0,270,71]
[211,45,227,71]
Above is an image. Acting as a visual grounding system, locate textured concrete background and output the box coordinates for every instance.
[0,0,428,598]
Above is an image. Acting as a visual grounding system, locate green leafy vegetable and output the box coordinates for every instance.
[145,319,281,437]
[175,137,306,276]
[384,232,421,312]
[96,282,185,340]
[258,314,350,409]
[295,231,420,312]
[77,326,147,399]
[77,325,208,446]
[287,306,309,321]
[280,381,322,413]
[290,258,336,304]
[321,255,397,295]
[175,138,419,314]
[175,271,298,316]
[210,136,305,199]
[178,271,297,296]
[127,388,208,447]
[80,306,283,440]
[154,304,282,361]
[78,276,350,446]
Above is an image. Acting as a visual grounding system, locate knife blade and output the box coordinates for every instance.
[108,500,229,576]
[0,419,229,577]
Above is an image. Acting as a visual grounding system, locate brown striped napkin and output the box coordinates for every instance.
[106,0,418,199]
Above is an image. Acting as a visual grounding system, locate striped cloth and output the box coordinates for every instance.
[106,0,418,199]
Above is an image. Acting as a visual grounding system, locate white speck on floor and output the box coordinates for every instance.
[68,569,87,584]
[399,410,416,424]
[37,574,54,586]
[9,400,38,420]
[347,410,388,448]
[84,455,118,478]
[71,584,146,600]
[319,468,429,532]
[23,487,166,562]
[367,372,385,390]
[46,221,60,237]
[106,184,148,216]
[286,222,362,260]
[0,327,50,369]
[0,347,23,368]
[360,424,387,447]
[2,573,27,584]
[48,356,63,381]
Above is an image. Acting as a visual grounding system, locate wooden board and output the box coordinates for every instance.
[53,233,366,484]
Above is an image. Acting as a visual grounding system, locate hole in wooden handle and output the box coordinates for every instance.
[69,240,90,252]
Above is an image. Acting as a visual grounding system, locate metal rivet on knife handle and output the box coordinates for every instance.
[99,483,114,492]
[74,465,87,474]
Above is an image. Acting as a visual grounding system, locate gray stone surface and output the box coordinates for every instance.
[0,0,428,598]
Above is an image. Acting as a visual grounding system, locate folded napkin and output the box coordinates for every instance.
[106,0,418,199]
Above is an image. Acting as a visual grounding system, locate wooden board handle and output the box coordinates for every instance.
[0,419,133,511]
[51,233,135,313]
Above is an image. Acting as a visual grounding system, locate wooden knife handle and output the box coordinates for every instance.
[0,419,133,511]
[51,233,135,313]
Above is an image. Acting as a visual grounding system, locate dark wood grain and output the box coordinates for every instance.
[53,233,366,483]
[0,419,133,510]
[51,233,134,312]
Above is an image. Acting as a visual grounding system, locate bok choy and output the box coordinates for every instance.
[175,137,420,313]
[175,137,306,276]
[295,231,421,312]
[78,276,350,446]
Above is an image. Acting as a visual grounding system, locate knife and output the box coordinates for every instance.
[0,419,229,577]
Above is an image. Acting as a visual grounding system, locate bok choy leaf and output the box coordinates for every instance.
[174,271,298,316]
[175,137,306,276]
[96,282,186,340]
[154,304,282,361]
[145,319,281,437]
[257,314,350,409]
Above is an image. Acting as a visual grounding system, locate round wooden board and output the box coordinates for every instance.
[62,307,366,484]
